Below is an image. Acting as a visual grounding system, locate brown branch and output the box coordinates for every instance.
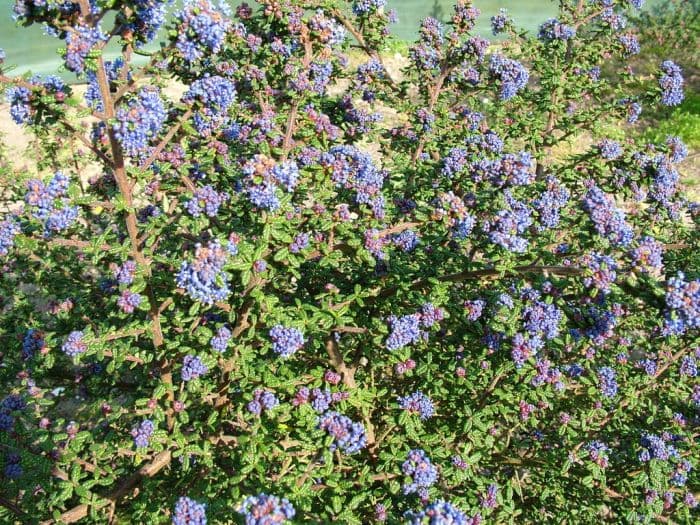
[325,334,356,388]
[41,450,172,525]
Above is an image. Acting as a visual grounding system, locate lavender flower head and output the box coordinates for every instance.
[62,330,87,357]
[318,411,367,454]
[269,325,305,357]
[398,391,435,420]
[402,449,439,496]
[172,496,206,525]
[238,493,295,525]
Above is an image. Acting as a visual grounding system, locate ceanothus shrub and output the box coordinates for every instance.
[0,1,698,523]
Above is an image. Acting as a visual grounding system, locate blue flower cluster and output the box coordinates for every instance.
[581,252,618,294]
[5,85,32,125]
[246,389,279,416]
[491,8,510,35]
[663,272,700,335]
[22,329,45,360]
[114,260,137,285]
[538,18,576,41]
[353,0,386,15]
[321,146,386,218]
[117,290,142,313]
[3,452,22,479]
[172,496,206,525]
[131,419,155,448]
[489,54,529,100]
[586,440,610,468]
[113,88,167,157]
[679,355,697,377]
[318,411,367,454]
[385,313,424,351]
[620,98,642,123]
[238,494,295,525]
[242,155,300,211]
[0,218,20,256]
[398,391,435,420]
[534,176,569,230]
[402,449,439,497]
[182,75,236,136]
[597,367,618,398]
[0,395,26,432]
[182,354,208,381]
[309,9,346,47]
[176,240,231,304]
[24,171,79,237]
[185,185,229,218]
[130,1,172,47]
[405,500,477,525]
[598,139,623,160]
[523,300,562,340]
[174,0,231,63]
[289,232,310,253]
[486,193,533,253]
[582,185,634,246]
[618,34,640,56]
[630,236,663,274]
[210,326,231,352]
[64,24,106,74]
[62,330,87,358]
[638,433,679,462]
[658,60,684,106]
[269,325,305,358]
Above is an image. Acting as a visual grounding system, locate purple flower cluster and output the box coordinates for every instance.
[62,330,87,358]
[666,136,688,163]
[117,290,142,313]
[538,19,576,41]
[129,1,171,47]
[238,494,295,525]
[172,496,206,525]
[353,0,386,15]
[182,75,236,136]
[679,355,697,377]
[663,272,700,335]
[385,314,425,351]
[0,218,20,256]
[402,449,439,497]
[597,367,618,398]
[534,176,569,230]
[658,60,684,106]
[113,88,167,157]
[480,483,498,509]
[620,98,642,123]
[174,0,231,63]
[5,85,32,125]
[486,193,533,253]
[4,453,22,479]
[269,325,305,358]
[290,232,310,253]
[586,440,610,468]
[64,24,106,74]
[582,185,634,246]
[185,185,229,218]
[210,326,231,352]
[523,301,562,339]
[182,355,208,381]
[630,236,664,274]
[131,419,155,448]
[598,139,623,160]
[581,252,618,294]
[318,411,367,454]
[405,500,477,525]
[464,299,486,321]
[242,155,300,211]
[24,171,79,237]
[618,34,640,56]
[176,240,231,304]
[489,54,529,100]
[491,8,510,35]
[398,391,435,420]
[638,433,679,462]
[308,9,346,47]
[246,389,279,416]
[114,260,137,285]
[321,146,386,218]
[22,329,45,360]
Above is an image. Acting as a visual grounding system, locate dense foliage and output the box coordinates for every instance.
[0,1,698,523]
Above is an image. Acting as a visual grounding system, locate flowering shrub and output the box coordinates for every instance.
[0,1,698,523]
